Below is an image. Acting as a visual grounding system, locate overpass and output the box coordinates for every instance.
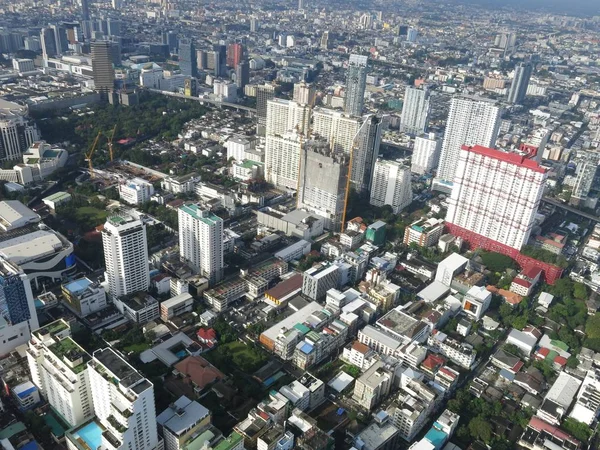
[139,87,257,113]
[542,196,600,223]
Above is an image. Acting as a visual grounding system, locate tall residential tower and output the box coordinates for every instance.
[344,54,368,117]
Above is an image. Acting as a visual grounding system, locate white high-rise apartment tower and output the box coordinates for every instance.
[400,86,430,135]
[266,98,311,137]
[27,319,93,428]
[411,133,441,175]
[434,96,501,193]
[265,131,303,189]
[293,81,316,106]
[344,54,368,117]
[370,160,412,213]
[445,145,547,251]
[88,348,160,450]
[178,204,224,284]
[102,214,150,299]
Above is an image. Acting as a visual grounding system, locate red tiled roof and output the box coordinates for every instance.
[554,355,568,366]
[174,356,224,390]
[537,347,550,357]
[512,278,532,288]
[264,274,303,300]
[438,366,457,379]
[351,341,371,354]
[512,361,524,373]
[197,328,217,341]
[521,265,542,279]
[421,353,446,370]
[528,417,580,445]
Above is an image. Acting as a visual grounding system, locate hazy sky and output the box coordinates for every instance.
[457,0,600,16]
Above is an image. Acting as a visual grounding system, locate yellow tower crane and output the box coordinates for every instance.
[86,132,102,179]
[108,125,117,162]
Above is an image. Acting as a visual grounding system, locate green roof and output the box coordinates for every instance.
[545,350,559,362]
[42,319,69,335]
[179,204,221,226]
[49,337,90,374]
[240,159,264,169]
[44,412,68,437]
[0,422,26,440]
[182,429,216,450]
[44,191,71,202]
[214,432,243,450]
[550,339,569,351]
[294,323,311,335]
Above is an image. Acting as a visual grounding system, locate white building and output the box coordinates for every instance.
[115,292,159,324]
[86,347,160,450]
[370,159,412,213]
[265,131,302,190]
[342,341,378,371]
[403,218,444,247]
[12,58,36,73]
[274,239,311,262]
[569,369,600,426]
[411,133,441,175]
[0,256,38,356]
[435,253,468,286]
[400,86,430,136]
[156,395,211,450]
[392,380,438,441]
[62,277,107,318]
[119,178,155,205]
[266,98,311,137]
[213,80,238,102]
[353,360,394,410]
[302,263,341,301]
[102,214,150,299]
[178,204,224,284]
[445,145,547,251]
[434,96,502,192]
[161,173,200,194]
[537,372,582,425]
[428,331,476,369]
[461,285,492,321]
[27,320,93,428]
[226,136,254,162]
[139,65,164,88]
[160,292,194,322]
[0,100,39,162]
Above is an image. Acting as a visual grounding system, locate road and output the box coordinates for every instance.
[541,196,600,222]
[139,87,257,113]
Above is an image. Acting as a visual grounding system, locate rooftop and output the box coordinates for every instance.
[156,395,210,436]
[93,348,145,389]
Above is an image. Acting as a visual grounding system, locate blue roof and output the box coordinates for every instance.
[300,343,314,354]
[16,386,37,399]
[19,441,40,450]
[499,369,516,381]
[424,422,448,450]
[63,278,92,294]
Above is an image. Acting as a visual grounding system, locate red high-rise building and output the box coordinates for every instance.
[227,43,243,69]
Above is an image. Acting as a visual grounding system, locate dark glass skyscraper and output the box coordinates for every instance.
[179,39,197,77]
[344,54,368,117]
[91,41,115,91]
[508,62,533,104]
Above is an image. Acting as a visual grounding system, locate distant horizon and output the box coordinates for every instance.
[446,0,600,16]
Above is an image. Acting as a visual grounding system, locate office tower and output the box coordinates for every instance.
[434,96,501,193]
[81,0,90,21]
[571,151,600,207]
[40,27,57,59]
[87,348,160,450]
[0,104,39,161]
[265,132,302,189]
[293,81,316,106]
[109,40,121,65]
[80,20,92,41]
[297,141,349,231]
[102,214,150,298]
[344,54,368,117]
[106,18,121,37]
[210,51,221,76]
[27,320,93,427]
[256,83,276,127]
[112,0,121,9]
[445,145,547,251]
[235,60,249,91]
[178,204,224,284]
[266,98,311,136]
[508,62,533,104]
[320,31,330,50]
[227,42,243,69]
[370,159,412,213]
[50,24,68,54]
[298,0,305,10]
[407,28,418,43]
[196,49,208,70]
[0,257,38,356]
[495,32,517,53]
[400,86,430,135]
[411,133,441,175]
[213,43,227,76]
[162,31,178,52]
[179,39,196,77]
[24,37,41,52]
[91,41,115,91]
[250,18,259,32]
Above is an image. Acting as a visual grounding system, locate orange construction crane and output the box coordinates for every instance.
[85,131,102,179]
[108,125,117,162]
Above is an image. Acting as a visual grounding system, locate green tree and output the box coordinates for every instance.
[469,416,493,443]
[480,251,516,272]
[561,418,592,441]
[573,282,588,300]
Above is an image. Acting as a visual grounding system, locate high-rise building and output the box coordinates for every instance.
[256,84,276,127]
[102,214,150,298]
[213,43,227,76]
[162,31,178,52]
[407,28,418,43]
[106,18,121,37]
[227,42,243,69]
[87,348,160,450]
[508,62,533,104]
[445,145,547,251]
[178,38,196,77]
[250,18,259,33]
[369,159,412,213]
[91,41,115,91]
[298,0,305,10]
[111,0,121,9]
[0,100,40,161]
[235,60,250,91]
[411,133,441,175]
[320,31,330,50]
[81,0,90,21]
[297,141,349,231]
[50,24,68,54]
[266,98,311,137]
[571,151,600,208]
[40,27,57,59]
[344,54,368,117]
[197,49,208,70]
[293,81,316,106]
[400,86,430,135]
[0,256,38,356]
[265,131,302,189]
[178,204,224,284]
[27,320,93,427]
[434,96,501,193]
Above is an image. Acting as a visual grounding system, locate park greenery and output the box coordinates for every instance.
[521,245,569,268]
[479,251,517,273]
